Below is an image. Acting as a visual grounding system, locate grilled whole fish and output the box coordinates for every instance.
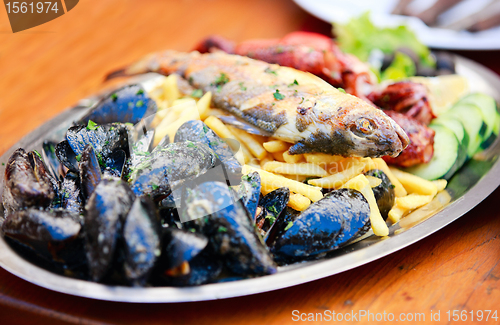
[108,51,409,157]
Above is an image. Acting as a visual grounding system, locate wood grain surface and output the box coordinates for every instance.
[0,0,499,324]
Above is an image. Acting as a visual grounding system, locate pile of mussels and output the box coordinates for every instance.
[1,84,395,287]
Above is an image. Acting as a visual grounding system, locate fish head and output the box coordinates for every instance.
[336,101,410,157]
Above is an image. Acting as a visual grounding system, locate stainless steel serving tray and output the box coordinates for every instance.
[0,55,499,303]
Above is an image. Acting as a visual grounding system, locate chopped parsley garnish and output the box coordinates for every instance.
[390,184,396,189]
[218,226,228,233]
[96,153,106,167]
[238,82,247,91]
[268,205,278,215]
[265,214,277,225]
[214,73,229,86]
[1,163,4,166]
[273,89,285,101]
[264,67,277,75]
[33,150,42,158]
[189,228,196,233]
[136,100,144,108]
[136,89,144,95]
[87,120,98,131]
[338,88,346,93]
[284,221,294,231]
[288,79,299,87]
[128,102,134,109]
[75,154,82,162]
[299,97,305,104]
[191,89,203,98]
[151,184,159,191]
[187,142,197,148]
[111,93,118,101]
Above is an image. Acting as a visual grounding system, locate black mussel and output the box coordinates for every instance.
[238,172,261,220]
[78,85,157,125]
[84,178,135,281]
[105,149,127,177]
[174,120,242,184]
[272,188,370,260]
[256,187,290,238]
[152,247,223,287]
[78,145,102,200]
[157,228,208,271]
[129,141,218,200]
[66,122,130,160]
[364,169,395,220]
[123,197,162,286]
[2,149,56,215]
[435,51,455,75]
[2,209,84,267]
[55,140,79,174]
[266,207,301,246]
[183,181,276,276]
[42,141,62,180]
[130,129,154,168]
[61,172,83,215]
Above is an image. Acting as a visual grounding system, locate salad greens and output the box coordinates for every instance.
[334,12,435,80]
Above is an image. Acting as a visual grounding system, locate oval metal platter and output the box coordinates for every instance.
[0,55,499,303]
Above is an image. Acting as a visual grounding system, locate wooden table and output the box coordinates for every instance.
[0,0,499,324]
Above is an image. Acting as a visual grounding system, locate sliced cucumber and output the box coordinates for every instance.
[459,93,500,148]
[443,103,486,158]
[405,124,462,180]
[431,117,468,171]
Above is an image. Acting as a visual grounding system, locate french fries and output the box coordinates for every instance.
[304,153,344,165]
[341,174,388,236]
[162,74,181,105]
[229,126,267,159]
[263,140,289,153]
[197,91,212,120]
[288,193,311,211]
[263,161,328,177]
[372,158,407,197]
[365,175,382,187]
[389,167,437,196]
[399,191,451,228]
[243,165,323,202]
[308,158,369,188]
[283,151,304,164]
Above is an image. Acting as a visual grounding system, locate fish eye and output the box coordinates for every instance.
[353,118,375,136]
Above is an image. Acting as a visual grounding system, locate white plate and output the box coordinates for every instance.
[294,0,500,50]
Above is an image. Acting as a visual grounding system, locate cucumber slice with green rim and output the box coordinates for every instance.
[431,117,468,171]
[405,124,462,180]
[443,103,486,158]
[459,93,500,148]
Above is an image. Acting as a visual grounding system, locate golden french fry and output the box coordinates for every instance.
[363,158,377,172]
[229,126,267,159]
[396,194,433,210]
[342,174,388,236]
[162,74,181,105]
[201,108,226,119]
[399,190,452,228]
[197,91,212,120]
[432,179,447,192]
[389,167,437,196]
[308,158,368,188]
[259,154,274,169]
[271,151,286,162]
[203,116,239,151]
[388,205,407,223]
[304,153,344,165]
[288,193,311,211]
[263,161,328,177]
[366,175,382,187]
[282,174,308,182]
[154,101,198,145]
[263,140,289,153]
[243,165,323,202]
[372,158,407,197]
[283,151,304,164]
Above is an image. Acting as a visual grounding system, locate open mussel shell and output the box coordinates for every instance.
[157,228,208,271]
[256,187,290,239]
[238,172,261,220]
[55,140,79,174]
[78,145,102,201]
[60,172,83,215]
[129,141,218,200]
[2,148,56,215]
[364,169,395,220]
[272,188,370,261]
[174,120,242,184]
[2,209,85,269]
[65,123,130,159]
[84,178,135,282]
[78,84,157,125]
[182,181,277,276]
[42,141,62,180]
[123,197,162,286]
[104,149,127,178]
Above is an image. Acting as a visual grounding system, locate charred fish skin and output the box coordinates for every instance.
[116,50,409,157]
[2,148,56,216]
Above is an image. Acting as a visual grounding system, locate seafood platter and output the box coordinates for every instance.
[1,27,500,302]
